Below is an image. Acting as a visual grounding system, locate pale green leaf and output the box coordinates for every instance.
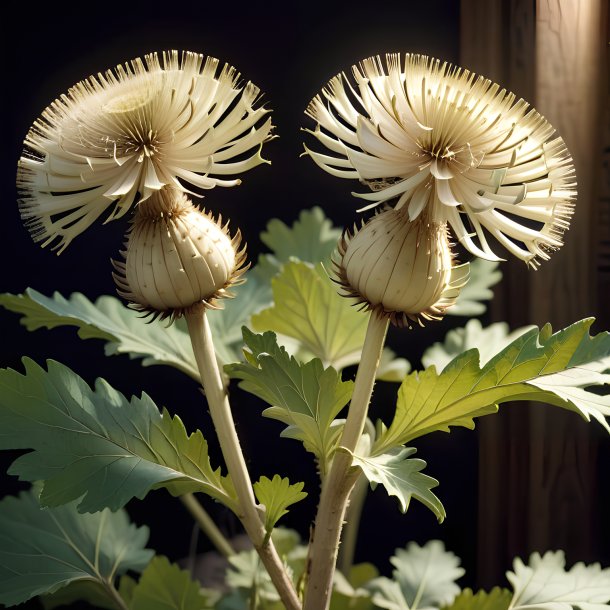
[349,447,445,522]
[0,289,201,378]
[0,358,236,513]
[376,319,610,452]
[260,207,342,270]
[253,475,307,534]
[332,563,378,610]
[207,268,273,364]
[448,259,501,316]
[370,579,410,610]
[370,541,464,610]
[226,329,353,472]
[130,556,213,610]
[0,489,152,607]
[441,588,512,610]
[507,551,610,610]
[251,261,409,377]
[422,320,536,372]
[251,261,367,368]
[225,528,306,605]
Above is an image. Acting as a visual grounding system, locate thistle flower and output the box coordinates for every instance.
[113,188,246,320]
[305,53,576,267]
[337,207,469,327]
[18,50,273,253]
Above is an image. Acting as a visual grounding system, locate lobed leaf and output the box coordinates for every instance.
[376,319,610,453]
[253,475,307,534]
[441,588,512,610]
[506,551,610,610]
[0,489,152,607]
[348,447,445,522]
[369,540,464,610]
[129,556,214,610]
[447,259,502,316]
[226,329,353,472]
[259,206,342,272]
[422,320,535,372]
[0,358,236,513]
[251,261,409,378]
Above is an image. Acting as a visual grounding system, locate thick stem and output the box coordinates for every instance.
[304,312,389,610]
[185,305,301,610]
[337,474,369,576]
[180,493,235,558]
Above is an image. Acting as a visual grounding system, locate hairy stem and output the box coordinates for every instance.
[337,474,369,576]
[304,312,389,610]
[185,305,301,610]
[180,493,235,558]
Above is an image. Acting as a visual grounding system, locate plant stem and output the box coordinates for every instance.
[180,493,235,558]
[337,474,369,576]
[103,579,130,610]
[185,305,302,610]
[304,311,389,610]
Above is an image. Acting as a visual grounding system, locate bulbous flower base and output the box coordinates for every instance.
[336,207,470,328]
[113,189,247,321]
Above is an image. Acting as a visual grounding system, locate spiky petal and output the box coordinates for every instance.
[18,50,274,252]
[305,53,576,267]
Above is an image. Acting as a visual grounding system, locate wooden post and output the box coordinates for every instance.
[461,0,608,588]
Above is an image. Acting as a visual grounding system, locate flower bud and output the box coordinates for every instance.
[113,188,246,320]
[337,207,469,327]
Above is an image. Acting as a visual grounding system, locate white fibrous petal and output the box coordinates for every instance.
[304,53,576,266]
[18,51,274,252]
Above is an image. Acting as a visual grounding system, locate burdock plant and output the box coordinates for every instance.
[0,50,608,610]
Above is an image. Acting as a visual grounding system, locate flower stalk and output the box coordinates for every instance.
[184,304,301,610]
[179,493,235,558]
[304,311,389,610]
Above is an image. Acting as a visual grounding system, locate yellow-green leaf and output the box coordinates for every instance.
[253,475,307,534]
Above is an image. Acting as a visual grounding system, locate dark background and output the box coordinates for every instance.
[1,1,605,608]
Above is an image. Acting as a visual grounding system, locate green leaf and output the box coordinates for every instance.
[441,588,511,610]
[422,320,536,372]
[369,541,464,610]
[260,207,342,270]
[226,329,353,472]
[0,358,236,513]
[332,563,378,610]
[448,259,501,316]
[207,268,273,364]
[130,556,213,610]
[253,475,307,534]
[0,489,152,607]
[42,581,119,610]
[225,528,306,606]
[348,447,445,522]
[376,319,610,452]
[0,289,201,379]
[251,261,408,377]
[506,551,610,610]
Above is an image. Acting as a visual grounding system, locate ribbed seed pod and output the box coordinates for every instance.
[113,188,246,320]
[336,207,470,327]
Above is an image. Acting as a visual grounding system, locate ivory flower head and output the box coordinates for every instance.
[18,50,274,253]
[305,53,576,267]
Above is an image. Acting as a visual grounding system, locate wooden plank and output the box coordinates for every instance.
[461,0,608,587]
